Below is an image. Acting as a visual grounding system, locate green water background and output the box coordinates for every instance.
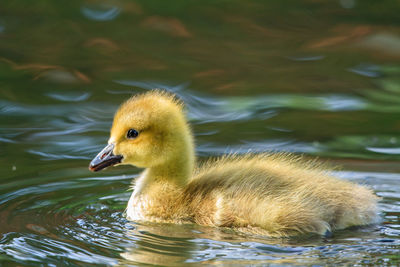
[0,1,399,266]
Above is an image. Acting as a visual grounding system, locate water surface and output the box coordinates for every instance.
[1,1,399,266]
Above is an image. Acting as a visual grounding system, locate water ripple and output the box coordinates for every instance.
[366,147,400,155]
[197,139,319,156]
[0,233,119,265]
[46,92,91,102]
[27,149,90,160]
[349,64,382,78]
[0,168,398,266]
[81,5,121,21]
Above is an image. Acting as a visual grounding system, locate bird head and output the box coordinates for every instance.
[89,91,192,172]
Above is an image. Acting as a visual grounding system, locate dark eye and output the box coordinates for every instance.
[127,129,139,139]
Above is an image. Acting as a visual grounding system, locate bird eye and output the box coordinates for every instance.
[127,129,139,139]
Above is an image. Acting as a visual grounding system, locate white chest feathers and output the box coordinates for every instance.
[126,192,149,221]
[125,171,150,221]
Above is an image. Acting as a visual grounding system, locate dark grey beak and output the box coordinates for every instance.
[89,143,123,172]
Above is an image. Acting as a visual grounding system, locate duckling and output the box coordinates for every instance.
[89,90,379,237]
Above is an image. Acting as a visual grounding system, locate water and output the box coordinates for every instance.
[1,1,399,266]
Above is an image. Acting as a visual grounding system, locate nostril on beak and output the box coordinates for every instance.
[89,143,122,172]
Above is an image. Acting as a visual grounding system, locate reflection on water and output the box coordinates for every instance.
[1,84,399,161]
[1,0,400,265]
[81,5,121,22]
[1,79,399,265]
[0,169,398,266]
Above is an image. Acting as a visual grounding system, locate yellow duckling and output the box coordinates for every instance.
[89,90,379,237]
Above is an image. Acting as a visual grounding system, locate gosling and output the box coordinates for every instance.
[89,90,379,237]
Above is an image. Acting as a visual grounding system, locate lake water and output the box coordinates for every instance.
[0,1,399,266]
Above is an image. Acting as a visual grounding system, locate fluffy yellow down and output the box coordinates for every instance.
[106,90,379,237]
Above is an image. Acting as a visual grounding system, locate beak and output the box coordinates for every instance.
[89,143,123,172]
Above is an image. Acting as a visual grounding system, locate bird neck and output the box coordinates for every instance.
[148,153,194,186]
[139,129,195,192]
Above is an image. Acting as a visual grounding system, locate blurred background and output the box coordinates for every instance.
[0,0,399,266]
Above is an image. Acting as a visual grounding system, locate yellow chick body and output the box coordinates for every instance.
[90,91,379,237]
